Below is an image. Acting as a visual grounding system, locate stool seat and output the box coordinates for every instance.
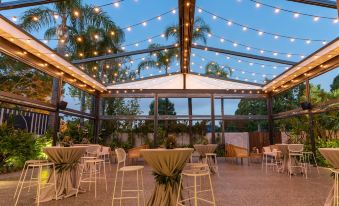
[29,162,54,167]
[26,160,48,164]
[119,165,144,172]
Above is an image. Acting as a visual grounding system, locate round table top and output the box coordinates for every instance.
[319,148,339,168]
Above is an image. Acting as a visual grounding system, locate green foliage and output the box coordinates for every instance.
[0,123,51,173]
[304,139,339,167]
[153,169,181,186]
[205,61,232,78]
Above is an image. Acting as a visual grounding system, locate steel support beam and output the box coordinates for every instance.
[306,80,317,159]
[92,94,101,143]
[0,0,62,10]
[211,94,216,143]
[178,0,196,73]
[267,93,274,145]
[221,98,225,144]
[193,45,297,65]
[287,0,337,8]
[153,93,158,147]
[188,98,193,144]
[72,45,176,64]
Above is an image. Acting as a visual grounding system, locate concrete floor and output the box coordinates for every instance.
[0,159,333,206]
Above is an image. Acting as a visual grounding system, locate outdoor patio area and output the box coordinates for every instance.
[0,160,333,206]
[0,0,338,206]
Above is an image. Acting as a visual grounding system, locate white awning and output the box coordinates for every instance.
[107,73,262,90]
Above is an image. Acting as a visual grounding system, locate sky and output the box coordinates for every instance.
[0,0,338,115]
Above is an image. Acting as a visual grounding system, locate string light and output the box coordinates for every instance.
[197,6,330,43]
[206,32,305,57]
[249,0,337,22]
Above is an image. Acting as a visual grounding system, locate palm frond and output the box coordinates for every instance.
[20,7,56,32]
[44,27,57,40]
[137,59,158,75]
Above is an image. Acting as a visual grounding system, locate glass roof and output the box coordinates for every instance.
[0,0,337,87]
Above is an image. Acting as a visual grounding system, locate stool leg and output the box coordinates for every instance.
[112,165,119,206]
[14,162,27,198]
[136,170,140,206]
[28,166,35,192]
[194,176,198,206]
[208,173,216,206]
[103,161,107,192]
[312,153,320,175]
[141,170,145,206]
[36,166,42,206]
[15,165,29,206]
[95,163,97,198]
[120,171,125,206]
[76,164,85,197]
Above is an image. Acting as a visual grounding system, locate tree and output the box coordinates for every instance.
[149,98,176,115]
[330,75,339,92]
[137,43,178,75]
[205,62,232,78]
[164,16,211,44]
[0,54,52,102]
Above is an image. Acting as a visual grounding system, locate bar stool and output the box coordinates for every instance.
[177,164,216,206]
[76,158,107,198]
[15,162,57,206]
[303,151,320,175]
[14,159,49,199]
[112,148,145,206]
[262,147,281,173]
[98,146,112,171]
[331,169,339,206]
[204,153,219,176]
[288,144,307,179]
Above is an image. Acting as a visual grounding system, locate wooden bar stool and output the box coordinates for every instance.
[112,148,145,206]
[177,164,216,206]
[76,158,107,198]
[15,162,57,206]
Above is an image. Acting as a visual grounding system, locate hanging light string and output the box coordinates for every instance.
[196,6,330,43]
[192,48,290,69]
[249,0,338,22]
[193,52,278,79]
[8,7,177,41]
[204,32,306,59]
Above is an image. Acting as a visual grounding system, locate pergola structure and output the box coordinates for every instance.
[0,0,338,156]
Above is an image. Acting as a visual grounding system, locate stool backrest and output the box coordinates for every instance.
[263,146,271,153]
[102,146,110,154]
[115,148,127,165]
[288,144,304,153]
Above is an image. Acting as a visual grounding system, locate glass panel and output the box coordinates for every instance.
[62,83,93,113]
[272,82,306,113]
[157,98,188,115]
[309,68,339,104]
[59,114,94,143]
[192,98,211,115]
[223,99,240,115]
[0,52,53,103]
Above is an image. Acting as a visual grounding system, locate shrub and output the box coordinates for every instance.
[0,123,51,173]
[304,138,339,167]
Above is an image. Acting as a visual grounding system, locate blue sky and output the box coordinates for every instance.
[0,0,338,114]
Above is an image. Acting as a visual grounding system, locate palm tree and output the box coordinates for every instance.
[205,61,232,78]
[164,16,211,44]
[20,1,125,129]
[137,43,178,75]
